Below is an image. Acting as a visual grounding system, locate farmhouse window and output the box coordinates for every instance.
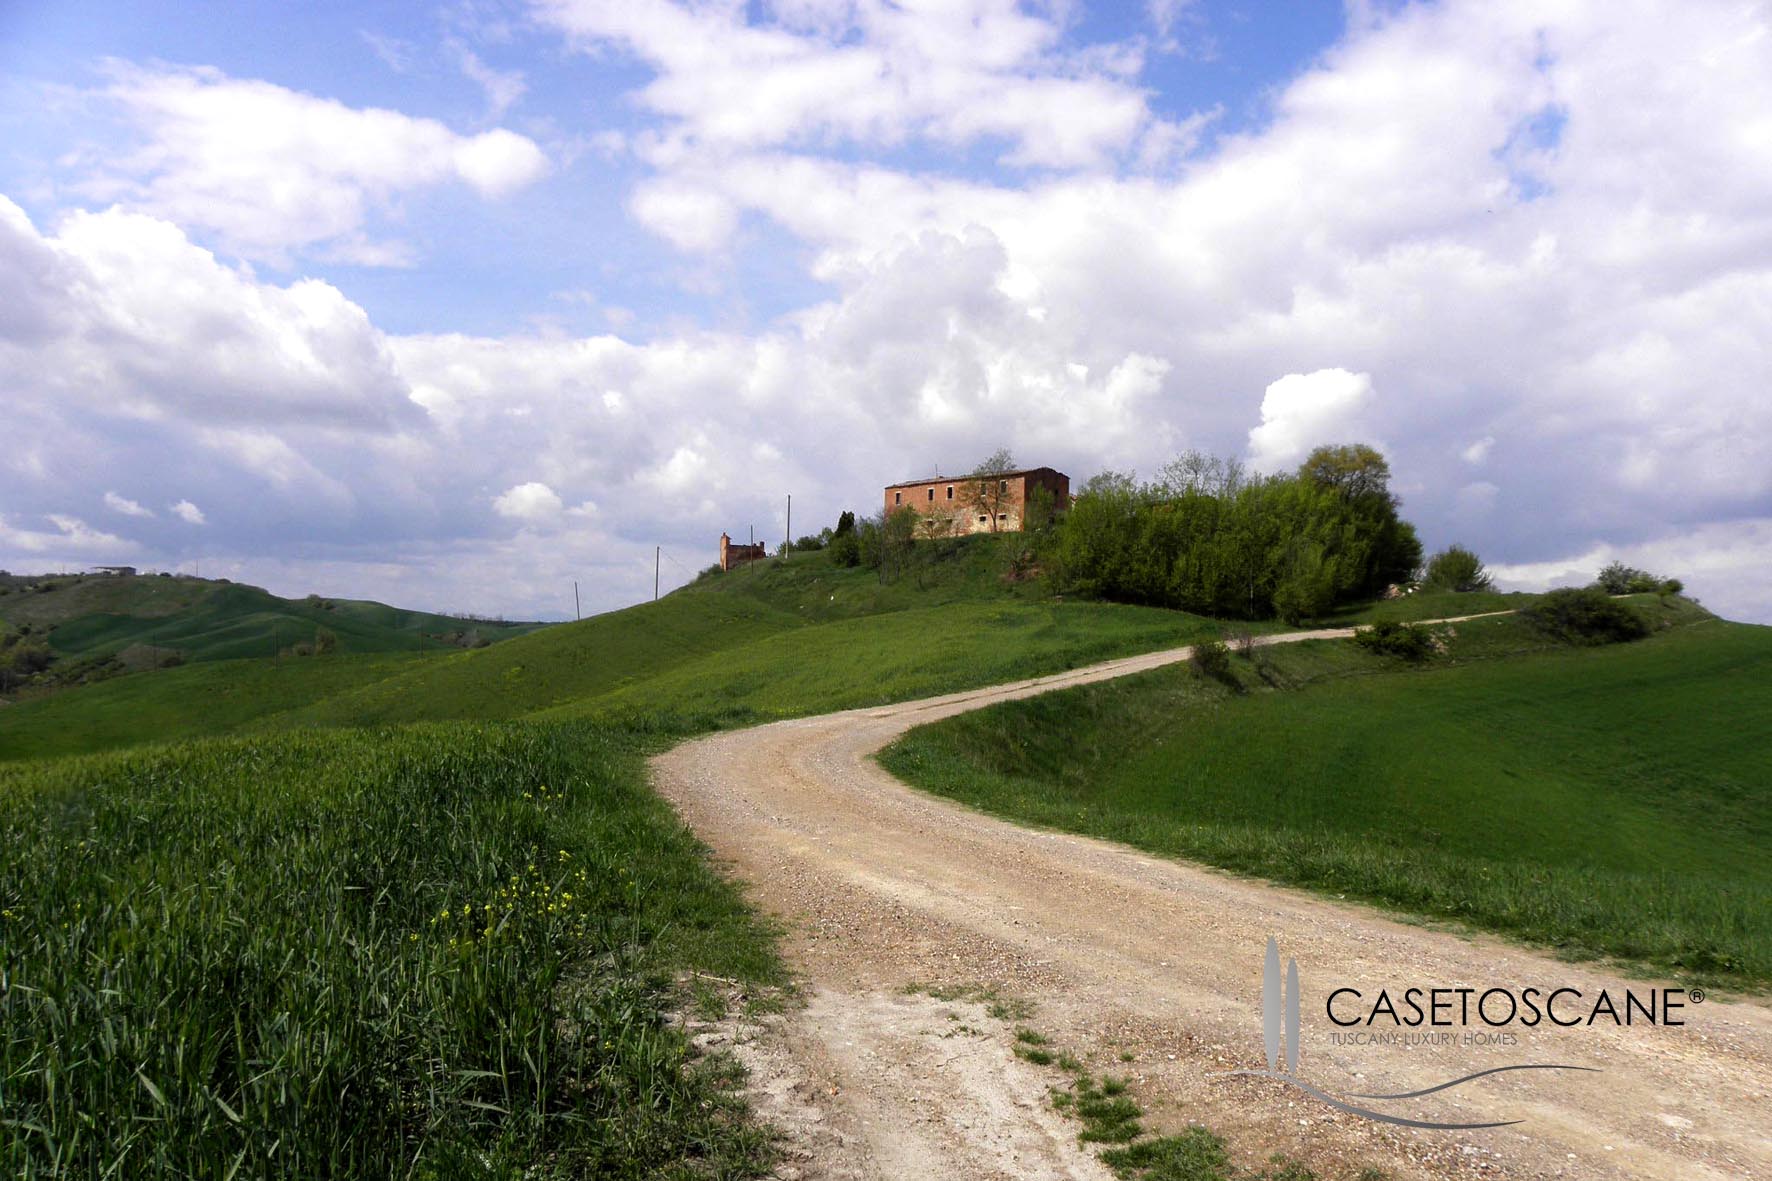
[946,485,953,499]
[927,488,935,501]
[894,491,902,504]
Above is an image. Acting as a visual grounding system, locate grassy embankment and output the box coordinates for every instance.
[882,597,1772,987]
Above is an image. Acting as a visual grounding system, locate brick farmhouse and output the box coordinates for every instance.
[884,467,1070,535]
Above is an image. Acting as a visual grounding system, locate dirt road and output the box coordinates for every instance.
[652,629,1772,1181]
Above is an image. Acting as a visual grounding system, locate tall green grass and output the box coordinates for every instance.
[0,652,433,763]
[882,609,1772,986]
[0,722,782,1177]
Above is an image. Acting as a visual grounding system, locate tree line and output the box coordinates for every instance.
[1051,444,1423,622]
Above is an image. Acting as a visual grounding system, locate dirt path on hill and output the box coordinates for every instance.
[651,623,1772,1181]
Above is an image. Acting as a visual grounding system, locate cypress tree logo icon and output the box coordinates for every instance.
[1220,937,1596,1130]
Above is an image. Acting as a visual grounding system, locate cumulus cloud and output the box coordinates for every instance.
[1246,369,1378,471]
[0,197,412,429]
[170,500,206,525]
[493,481,565,521]
[5,0,1772,624]
[76,62,549,263]
[104,491,155,518]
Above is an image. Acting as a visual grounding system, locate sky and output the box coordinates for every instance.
[1,0,1769,623]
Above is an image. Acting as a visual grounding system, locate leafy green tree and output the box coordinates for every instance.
[1424,545,1492,592]
[1595,561,1663,595]
[1299,443,1392,503]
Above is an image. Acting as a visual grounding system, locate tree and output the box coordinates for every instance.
[961,448,1018,533]
[1424,545,1493,592]
[861,506,919,583]
[835,510,856,536]
[1299,443,1393,504]
[1156,451,1246,498]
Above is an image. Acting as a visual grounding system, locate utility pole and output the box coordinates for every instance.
[786,494,791,550]
[573,581,580,621]
[654,546,660,602]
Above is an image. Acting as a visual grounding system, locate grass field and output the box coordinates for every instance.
[0,652,433,762]
[0,722,783,1178]
[881,602,1772,987]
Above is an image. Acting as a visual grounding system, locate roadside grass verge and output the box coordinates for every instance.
[881,605,1772,987]
[0,721,783,1178]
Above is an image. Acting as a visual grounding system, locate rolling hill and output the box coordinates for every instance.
[0,570,545,664]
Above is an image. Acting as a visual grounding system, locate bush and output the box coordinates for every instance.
[1424,545,1492,592]
[1521,587,1651,645]
[1190,639,1237,688]
[1595,561,1673,596]
[827,531,861,567]
[1354,620,1434,661]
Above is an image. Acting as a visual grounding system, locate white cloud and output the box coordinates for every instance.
[493,481,565,521]
[0,513,134,557]
[104,491,155,518]
[1246,369,1378,471]
[7,0,1772,627]
[534,0,1188,173]
[0,197,412,428]
[451,43,527,120]
[170,499,206,525]
[77,62,549,263]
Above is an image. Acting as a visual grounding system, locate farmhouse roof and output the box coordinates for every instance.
[883,466,1065,490]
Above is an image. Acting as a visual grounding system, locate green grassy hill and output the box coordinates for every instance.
[0,570,544,665]
[1,537,1236,759]
[881,599,1772,985]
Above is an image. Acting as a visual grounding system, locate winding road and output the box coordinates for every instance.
[652,626,1772,1181]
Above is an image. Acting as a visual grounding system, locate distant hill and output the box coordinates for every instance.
[0,570,547,691]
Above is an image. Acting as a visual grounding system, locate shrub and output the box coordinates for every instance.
[1659,578,1684,599]
[827,531,861,567]
[1594,561,1652,594]
[1354,620,1434,661]
[1190,639,1237,688]
[1521,587,1651,645]
[1424,545,1492,592]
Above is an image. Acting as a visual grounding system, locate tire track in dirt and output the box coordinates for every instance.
[652,622,1772,1181]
